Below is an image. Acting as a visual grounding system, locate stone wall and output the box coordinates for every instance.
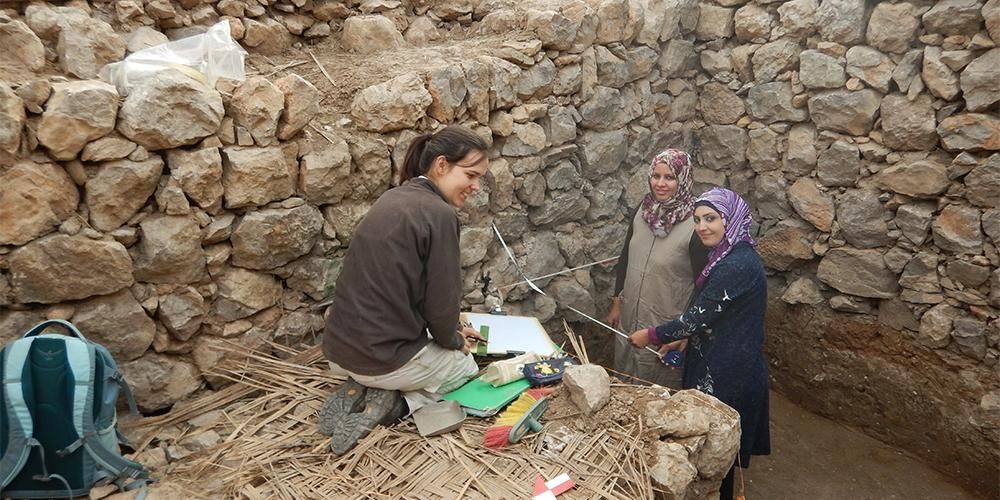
[0,0,998,496]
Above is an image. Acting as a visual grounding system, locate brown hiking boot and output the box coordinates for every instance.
[329,387,406,456]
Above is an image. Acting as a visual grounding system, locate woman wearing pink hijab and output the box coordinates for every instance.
[606,148,707,388]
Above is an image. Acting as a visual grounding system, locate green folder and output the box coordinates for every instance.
[441,376,530,417]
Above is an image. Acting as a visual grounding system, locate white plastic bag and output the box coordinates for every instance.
[101,21,246,95]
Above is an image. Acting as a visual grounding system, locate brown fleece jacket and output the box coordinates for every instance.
[322,177,464,375]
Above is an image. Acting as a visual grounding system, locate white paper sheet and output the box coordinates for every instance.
[461,312,557,357]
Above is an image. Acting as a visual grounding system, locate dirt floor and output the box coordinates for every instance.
[743,391,985,500]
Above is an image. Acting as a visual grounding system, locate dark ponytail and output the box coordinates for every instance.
[399,125,489,183]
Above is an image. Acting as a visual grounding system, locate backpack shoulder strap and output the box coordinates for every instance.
[21,320,88,342]
[0,338,38,489]
[57,341,148,483]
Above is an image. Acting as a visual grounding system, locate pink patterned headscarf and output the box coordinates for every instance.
[694,187,756,289]
[639,149,694,238]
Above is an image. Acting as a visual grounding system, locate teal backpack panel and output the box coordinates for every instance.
[0,320,149,499]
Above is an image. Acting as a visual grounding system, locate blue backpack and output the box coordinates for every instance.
[0,320,149,498]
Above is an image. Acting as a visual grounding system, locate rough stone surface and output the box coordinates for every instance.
[351,72,432,133]
[808,90,881,135]
[213,267,282,321]
[275,74,319,140]
[873,159,950,199]
[817,140,860,187]
[57,16,126,79]
[960,48,1000,112]
[938,114,1000,152]
[81,135,138,162]
[867,2,920,54]
[923,47,961,101]
[747,82,808,123]
[117,71,224,151]
[699,83,744,125]
[165,147,224,210]
[9,235,133,304]
[798,50,846,89]
[817,248,900,298]
[221,146,295,209]
[231,205,323,270]
[121,353,202,412]
[965,154,1000,207]
[86,157,164,231]
[880,94,937,151]
[343,15,405,53]
[756,226,814,271]
[837,189,891,249]
[788,178,834,232]
[922,0,985,35]
[73,289,155,361]
[751,38,800,82]
[815,0,865,45]
[846,46,895,93]
[0,16,45,72]
[229,77,284,145]
[896,202,937,246]
[932,204,983,254]
[563,364,611,416]
[132,215,207,284]
[0,161,78,245]
[38,81,119,161]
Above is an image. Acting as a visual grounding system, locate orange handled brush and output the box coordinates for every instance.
[483,388,553,449]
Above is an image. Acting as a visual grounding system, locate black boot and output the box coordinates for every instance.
[329,387,404,456]
[318,377,366,436]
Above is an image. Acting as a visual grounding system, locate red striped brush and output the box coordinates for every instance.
[483,388,553,449]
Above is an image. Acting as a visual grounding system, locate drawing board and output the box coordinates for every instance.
[460,312,557,357]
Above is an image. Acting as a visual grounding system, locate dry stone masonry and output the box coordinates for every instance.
[0,0,998,497]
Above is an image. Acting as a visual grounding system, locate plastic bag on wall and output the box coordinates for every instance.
[100,21,246,95]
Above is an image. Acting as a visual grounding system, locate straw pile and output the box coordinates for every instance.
[124,343,657,499]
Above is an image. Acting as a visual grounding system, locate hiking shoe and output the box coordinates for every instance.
[329,388,402,456]
[318,377,366,436]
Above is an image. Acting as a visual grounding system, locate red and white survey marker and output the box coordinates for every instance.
[530,473,574,500]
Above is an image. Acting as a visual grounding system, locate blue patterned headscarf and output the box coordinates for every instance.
[694,187,755,288]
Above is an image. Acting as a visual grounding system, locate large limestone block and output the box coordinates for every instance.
[0,161,78,245]
[845,46,895,93]
[932,205,983,254]
[648,442,698,499]
[230,77,284,146]
[0,15,45,71]
[9,235,134,304]
[242,18,292,55]
[351,72,432,133]
[213,266,282,321]
[157,286,206,341]
[896,202,936,246]
[923,46,961,100]
[923,0,985,35]
[120,353,202,412]
[221,146,294,208]
[117,70,224,151]
[131,215,207,284]
[747,81,807,123]
[986,0,1000,44]
[880,94,937,151]
[697,125,747,171]
[938,113,1000,151]
[563,364,610,416]
[342,15,404,54]
[734,4,773,42]
[275,74,319,140]
[38,81,119,161]
[85,157,164,231]
[751,38,800,82]
[756,226,814,271]
[807,89,880,135]
[700,82,745,125]
[165,147,224,210]
[872,159,949,198]
[299,137,352,205]
[81,135,138,162]
[866,2,919,54]
[776,0,817,37]
[799,50,846,89]
[57,16,126,79]
[817,248,900,298]
[961,48,1000,112]
[73,289,155,361]
[965,154,1000,207]
[425,65,467,123]
[816,140,861,187]
[815,0,865,45]
[837,189,891,249]
[577,129,627,179]
[231,205,323,270]
[695,4,734,40]
[787,178,834,232]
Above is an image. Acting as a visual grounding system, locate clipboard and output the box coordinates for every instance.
[441,376,531,417]
[460,312,557,357]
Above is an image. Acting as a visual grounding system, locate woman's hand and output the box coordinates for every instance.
[460,326,486,354]
[606,297,621,328]
[629,329,651,348]
[658,338,687,356]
